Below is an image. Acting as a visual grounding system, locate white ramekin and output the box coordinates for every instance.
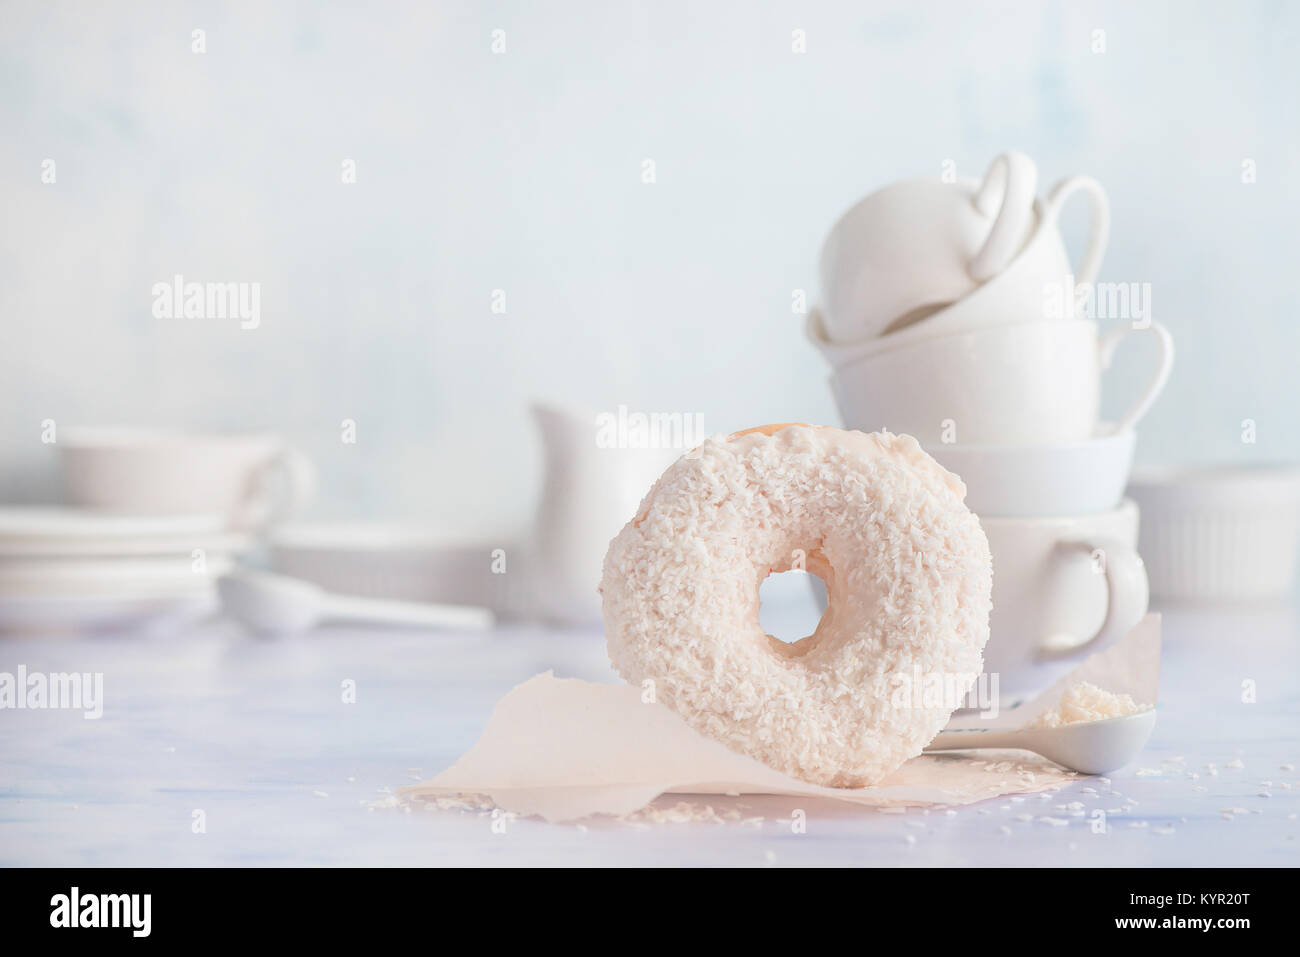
[1126,465,1300,601]
[269,523,509,610]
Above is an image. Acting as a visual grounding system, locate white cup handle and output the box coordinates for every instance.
[1037,535,1149,661]
[1097,320,1175,434]
[235,447,316,530]
[969,151,1039,282]
[1042,175,1110,285]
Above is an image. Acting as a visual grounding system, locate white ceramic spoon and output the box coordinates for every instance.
[218,569,493,636]
[923,710,1157,775]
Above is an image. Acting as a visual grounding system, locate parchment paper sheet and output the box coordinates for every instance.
[401,614,1161,822]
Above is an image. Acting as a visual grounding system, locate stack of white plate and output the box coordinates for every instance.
[0,507,251,632]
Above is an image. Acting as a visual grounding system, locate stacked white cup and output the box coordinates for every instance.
[808,153,1175,699]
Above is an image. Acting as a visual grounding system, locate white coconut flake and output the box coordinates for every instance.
[1029,682,1150,729]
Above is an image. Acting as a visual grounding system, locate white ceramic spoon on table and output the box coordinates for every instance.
[218,569,493,636]
[923,710,1157,775]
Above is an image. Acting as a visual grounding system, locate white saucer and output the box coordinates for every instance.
[0,590,217,633]
[0,554,233,596]
[0,531,250,558]
[0,507,226,543]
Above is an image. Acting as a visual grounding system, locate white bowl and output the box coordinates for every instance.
[1126,465,1300,601]
[268,523,510,611]
[926,431,1136,517]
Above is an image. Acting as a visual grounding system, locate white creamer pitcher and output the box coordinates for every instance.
[524,401,673,625]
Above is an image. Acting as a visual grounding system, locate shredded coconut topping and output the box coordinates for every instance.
[1029,681,1151,729]
[600,425,993,788]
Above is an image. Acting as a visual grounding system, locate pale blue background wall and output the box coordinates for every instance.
[2,0,1297,535]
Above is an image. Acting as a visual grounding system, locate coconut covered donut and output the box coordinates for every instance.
[600,423,992,788]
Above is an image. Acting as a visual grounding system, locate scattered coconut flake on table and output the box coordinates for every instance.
[398,614,1161,824]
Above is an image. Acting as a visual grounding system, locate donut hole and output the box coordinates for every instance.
[757,569,828,647]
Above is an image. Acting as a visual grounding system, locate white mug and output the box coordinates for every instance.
[58,427,315,531]
[809,175,1111,364]
[979,500,1149,700]
[818,152,1038,344]
[830,318,1173,445]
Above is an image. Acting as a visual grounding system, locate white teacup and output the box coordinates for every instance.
[59,427,315,531]
[809,175,1111,364]
[980,500,1149,700]
[818,152,1038,344]
[830,318,1173,445]
[926,430,1136,517]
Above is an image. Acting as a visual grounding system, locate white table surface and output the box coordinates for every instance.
[1,599,1297,867]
